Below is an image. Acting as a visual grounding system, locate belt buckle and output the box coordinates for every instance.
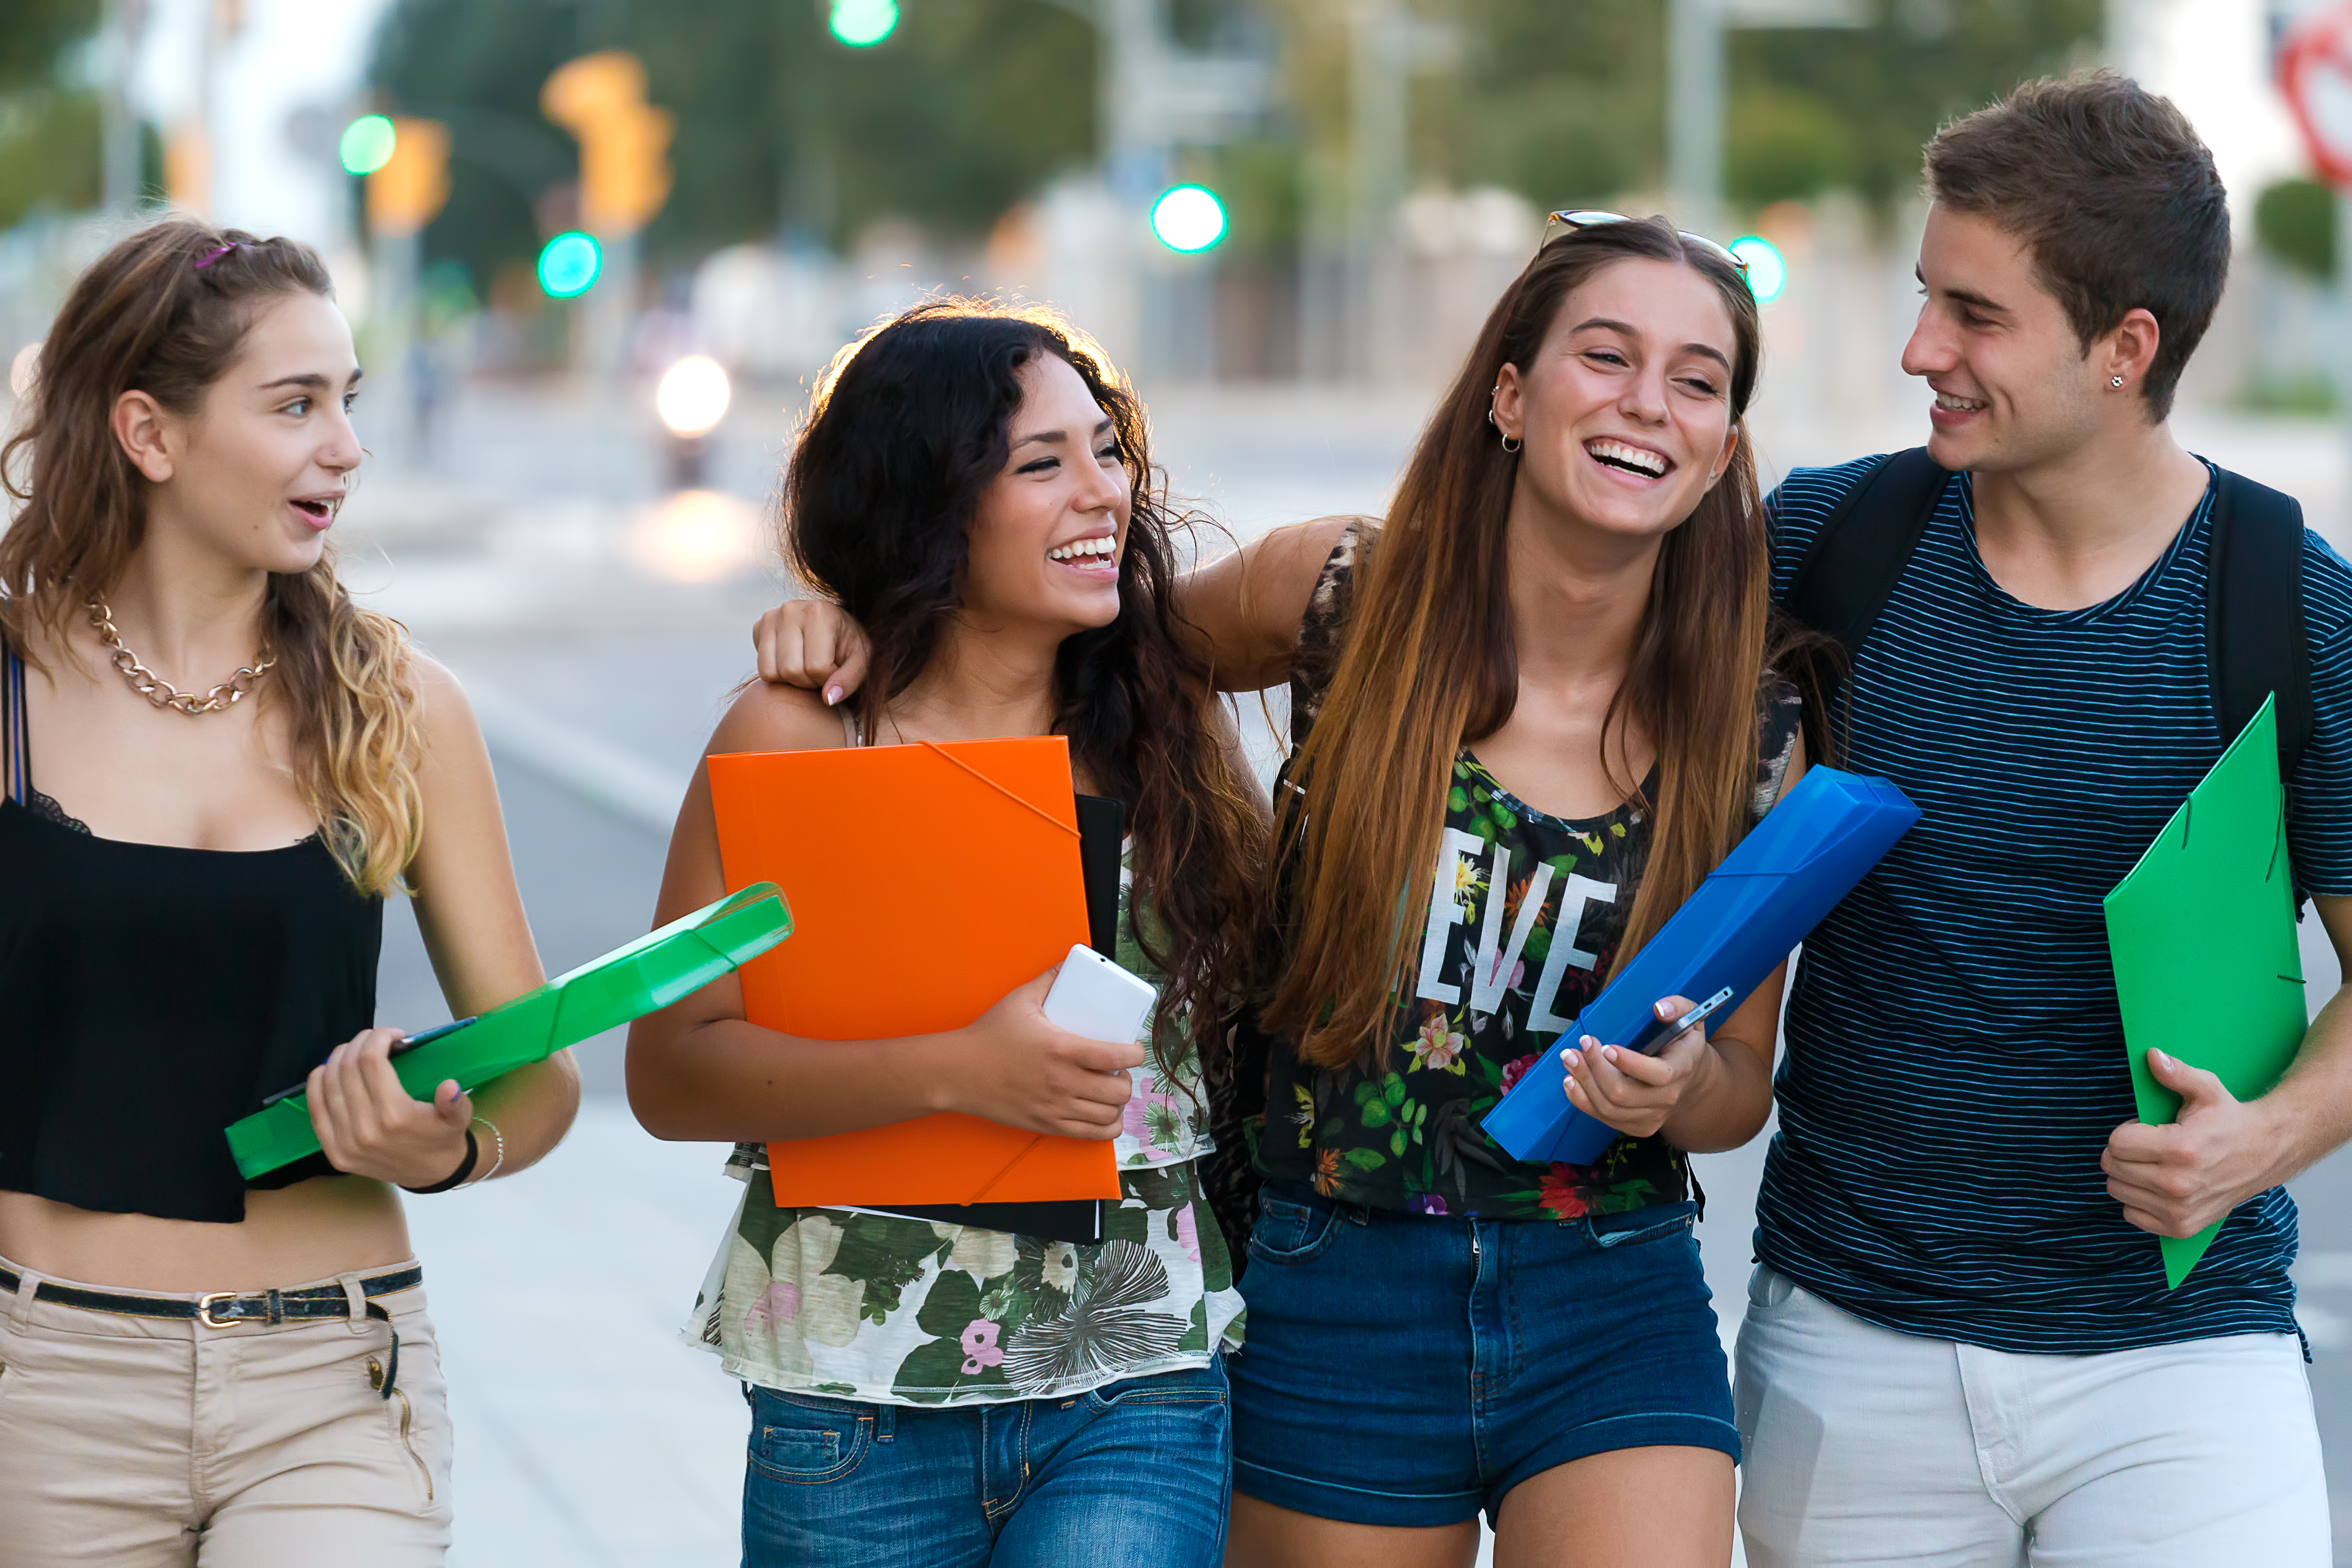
[196,1291,241,1329]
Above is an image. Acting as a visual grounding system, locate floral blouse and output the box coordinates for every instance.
[684,857,1244,1406]
[1251,521,1803,1221]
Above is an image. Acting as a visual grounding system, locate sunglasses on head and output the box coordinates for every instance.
[1540,210,1749,276]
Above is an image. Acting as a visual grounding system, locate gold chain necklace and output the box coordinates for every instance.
[86,597,275,716]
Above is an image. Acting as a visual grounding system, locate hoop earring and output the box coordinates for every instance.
[1500,433,1522,454]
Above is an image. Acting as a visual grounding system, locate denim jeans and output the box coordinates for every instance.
[740,1358,1231,1567]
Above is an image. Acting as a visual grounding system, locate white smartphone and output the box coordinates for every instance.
[1042,942,1158,1045]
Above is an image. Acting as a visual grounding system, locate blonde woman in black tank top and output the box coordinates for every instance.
[0,223,579,1563]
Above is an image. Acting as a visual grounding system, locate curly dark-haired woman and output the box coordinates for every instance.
[627,300,1267,1567]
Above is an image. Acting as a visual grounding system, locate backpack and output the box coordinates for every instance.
[1779,448,2314,786]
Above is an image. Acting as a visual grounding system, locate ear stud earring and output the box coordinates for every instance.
[2111,376,2125,388]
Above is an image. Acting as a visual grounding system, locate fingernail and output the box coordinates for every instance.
[1581,1034,1599,1050]
[1656,1000,1673,1018]
[824,685,841,706]
[1602,1045,1620,1063]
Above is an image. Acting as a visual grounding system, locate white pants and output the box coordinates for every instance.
[1732,1264,2329,1568]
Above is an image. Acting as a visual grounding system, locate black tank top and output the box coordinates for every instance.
[0,639,382,1222]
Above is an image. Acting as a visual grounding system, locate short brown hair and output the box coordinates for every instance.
[1926,70,2227,421]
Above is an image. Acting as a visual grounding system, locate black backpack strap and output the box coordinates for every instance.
[1,627,23,808]
[1782,449,1954,651]
[2206,467,2312,781]
[1778,448,1953,760]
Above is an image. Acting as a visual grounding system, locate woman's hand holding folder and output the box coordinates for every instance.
[1557,984,1785,1153]
[955,967,1141,1140]
[1559,995,1720,1143]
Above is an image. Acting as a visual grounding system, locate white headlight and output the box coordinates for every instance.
[656,355,732,439]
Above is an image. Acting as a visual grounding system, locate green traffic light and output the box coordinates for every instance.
[1729,236,1787,303]
[830,0,899,46]
[339,115,397,176]
[537,232,603,299]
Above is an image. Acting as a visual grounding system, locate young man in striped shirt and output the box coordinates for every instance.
[1737,72,2352,1565]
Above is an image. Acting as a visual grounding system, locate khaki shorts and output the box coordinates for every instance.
[0,1254,452,1567]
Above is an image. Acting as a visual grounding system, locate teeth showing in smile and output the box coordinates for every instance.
[1587,440,1667,477]
[1935,392,1988,413]
[1047,536,1117,563]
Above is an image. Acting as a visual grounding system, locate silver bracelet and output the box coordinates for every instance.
[465,1115,506,1186]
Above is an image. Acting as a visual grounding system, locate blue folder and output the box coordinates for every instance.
[1480,766,1920,1166]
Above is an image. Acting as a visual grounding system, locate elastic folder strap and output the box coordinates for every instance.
[921,742,1080,838]
[965,1133,1048,1205]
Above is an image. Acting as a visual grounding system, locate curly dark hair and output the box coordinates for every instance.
[782,298,1268,1078]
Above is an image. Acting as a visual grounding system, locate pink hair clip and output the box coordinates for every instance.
[192,242,241,270]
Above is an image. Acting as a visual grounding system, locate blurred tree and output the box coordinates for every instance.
[0,0,104,230]
[1727,0,2100,213]
[1444,0,1664,210]
[370,0,1094,293]
[1726,87,1854,209]
[0,91,101,228]
[2256,176,2334,282]
[0,0,98,95]
[1431,0,2098,219]
[1205,133,1304,261]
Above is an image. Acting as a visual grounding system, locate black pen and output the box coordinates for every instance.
[257,1017,478,1109]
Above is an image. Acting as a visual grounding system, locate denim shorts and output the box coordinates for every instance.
[1229,1183,1735,1527]
[740,1358,1230,1567]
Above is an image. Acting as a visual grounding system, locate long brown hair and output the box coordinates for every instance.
[784,298,1269,1076]
[0,219,422,895]
[1264,217,1771,1068]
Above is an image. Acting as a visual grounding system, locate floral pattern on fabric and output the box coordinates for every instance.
[693,1157,1240,1405]
[1253,520,1803,1221]
[687,856,1240,1406]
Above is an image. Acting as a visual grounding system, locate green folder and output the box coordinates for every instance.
[226,882,794,1179]
[2104,698,2307,1289]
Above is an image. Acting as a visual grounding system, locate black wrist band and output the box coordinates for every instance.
[400,1129,478,1195]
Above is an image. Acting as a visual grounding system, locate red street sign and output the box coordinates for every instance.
[2282,2,2352,188]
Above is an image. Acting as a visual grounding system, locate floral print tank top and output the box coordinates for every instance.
[1251,522,1803,1221]
[685,847,1243,1406]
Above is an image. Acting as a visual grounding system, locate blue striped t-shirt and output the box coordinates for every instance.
[1757,455,2352,1353]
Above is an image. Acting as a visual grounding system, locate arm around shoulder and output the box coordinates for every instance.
[1181,515,1359,691]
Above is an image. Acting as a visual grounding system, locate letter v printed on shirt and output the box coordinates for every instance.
[1415,836,1617,1030]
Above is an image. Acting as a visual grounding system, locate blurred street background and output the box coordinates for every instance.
[13,0,2352,1561]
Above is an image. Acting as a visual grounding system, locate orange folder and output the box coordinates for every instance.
[708,736,1123,1208]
